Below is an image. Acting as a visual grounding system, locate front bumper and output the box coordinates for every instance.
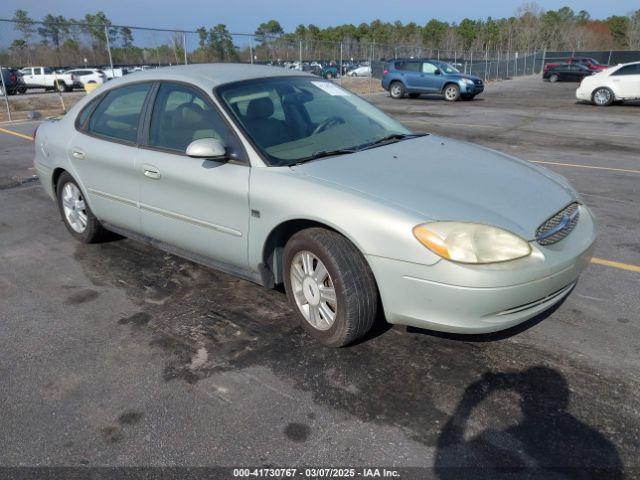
[367,205,595,334]
[461,82,484,95]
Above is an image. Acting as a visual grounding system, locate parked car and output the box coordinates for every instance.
[20,66,78,92]
[348,65,371,77]
[544,57,609,74]
[65,68,107,86]
[0,67,27,95]
[34,64,594,347]
[321,64,339,79]
[543,64,593,82]
[382,59,484,101]
[576,61,640,106]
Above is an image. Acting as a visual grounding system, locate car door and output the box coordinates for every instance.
[610,64,640,99]
[398,61,423,90]
[137,81,250,269]
[69,82,153,233]
[419,61,445,92]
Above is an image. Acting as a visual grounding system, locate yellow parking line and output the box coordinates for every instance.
[591,257,640,273]
[532,160,640,175]
[0,126,34,142]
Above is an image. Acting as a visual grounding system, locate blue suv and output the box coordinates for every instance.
[382,59,484,101]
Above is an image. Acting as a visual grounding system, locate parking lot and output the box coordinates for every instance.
[0,75,638,476]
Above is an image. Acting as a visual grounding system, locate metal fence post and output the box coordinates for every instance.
[0,65,13,122]
[469,50,473,76]
[183,32,188,64]
[496,50,500,80]
[104,25,115,78]
[249,37,254,64]
[532,50,536,74]
[339,42,343,86]
[607,50,613,65]
[514,52,518,77]
[369,42,373,94]
[541,48,546,73]
[523,52,527,76]
[484,49,488,81]
[299,40,302,69]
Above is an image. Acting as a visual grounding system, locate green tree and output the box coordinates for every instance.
[208,24,237,61]
[606,15,629,47]
[38,14,68,48]
[12,9,36,44]
[457,18,478,49]
[423,19,448,48]
[120,27,134,48]
[254,20,284,43]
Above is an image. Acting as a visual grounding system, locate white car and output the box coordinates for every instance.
[348,65,372,77]
[20,66,77,92]
[65,69,107,87]
[576,61,640,106]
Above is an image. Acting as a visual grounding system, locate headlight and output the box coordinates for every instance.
[461,78,474,85]
[413,222,532,264]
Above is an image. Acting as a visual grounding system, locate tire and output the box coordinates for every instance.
[549,74,559,83]
[283,228,378,347]
[54,81,66,93]
[56,172,107,243]
[408,93,420,99]
[443,83,461,101]
[389,81,405,99]
[325,73,333,79]
[592,87,614,107]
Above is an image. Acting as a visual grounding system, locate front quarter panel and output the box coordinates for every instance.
[248,167,442,276]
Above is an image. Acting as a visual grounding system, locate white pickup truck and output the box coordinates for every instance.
[19,67,79,92]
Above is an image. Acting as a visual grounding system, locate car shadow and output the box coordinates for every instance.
[405,95,485,103]
[434,366,624,479]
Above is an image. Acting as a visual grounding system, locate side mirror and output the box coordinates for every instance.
[434,69,442,75]
[186,138,227,159]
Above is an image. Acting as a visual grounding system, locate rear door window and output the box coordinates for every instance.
[612,65,640,76]
[88,83,151,143]
[422,62,439,74]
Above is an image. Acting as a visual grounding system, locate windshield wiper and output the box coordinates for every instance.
[358,133,427,151]
[290,147,358,165]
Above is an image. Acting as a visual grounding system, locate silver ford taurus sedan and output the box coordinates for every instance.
[34,64,595,347]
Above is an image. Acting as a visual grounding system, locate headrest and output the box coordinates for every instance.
[172,103,205,128]
[246,97,274,120]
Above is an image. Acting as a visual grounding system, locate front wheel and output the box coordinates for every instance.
[549,74,559,83]
[283,228,378,347]
[389,81,405,99]
[56,172,107,243]
[443,83,461,101]
[592,87,614,106]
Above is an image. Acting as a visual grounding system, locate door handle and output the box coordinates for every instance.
[71,148,85,159]
[142,164,161,180]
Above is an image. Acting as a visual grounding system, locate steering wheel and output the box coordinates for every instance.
[312,116,345,135]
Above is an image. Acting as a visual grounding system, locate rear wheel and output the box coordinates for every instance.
[56,172,107,243]
[549,74,559,83]
[443,83,461,101]
[389,81,405,99]
[592,87,614,106]
[54,81,66,92]
[283,228,378,347]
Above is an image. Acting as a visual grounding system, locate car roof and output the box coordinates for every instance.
[102,63,313,91]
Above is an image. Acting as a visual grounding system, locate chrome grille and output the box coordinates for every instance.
[536,202,580,246]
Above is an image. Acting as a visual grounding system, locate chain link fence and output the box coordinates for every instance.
[2,18,640,121]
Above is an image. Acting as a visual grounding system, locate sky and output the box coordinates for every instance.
[3,0,638,34]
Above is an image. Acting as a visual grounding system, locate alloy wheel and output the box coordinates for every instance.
[290,250,337,331]
[445,85,459,101]
[61,182,88,233]
[593,88,611,106]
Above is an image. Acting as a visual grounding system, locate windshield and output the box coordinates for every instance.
[217,76,411,166]
[438,62,460,74]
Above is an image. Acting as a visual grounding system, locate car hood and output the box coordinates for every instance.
[292,135,576,240]
[450,73,482,82]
